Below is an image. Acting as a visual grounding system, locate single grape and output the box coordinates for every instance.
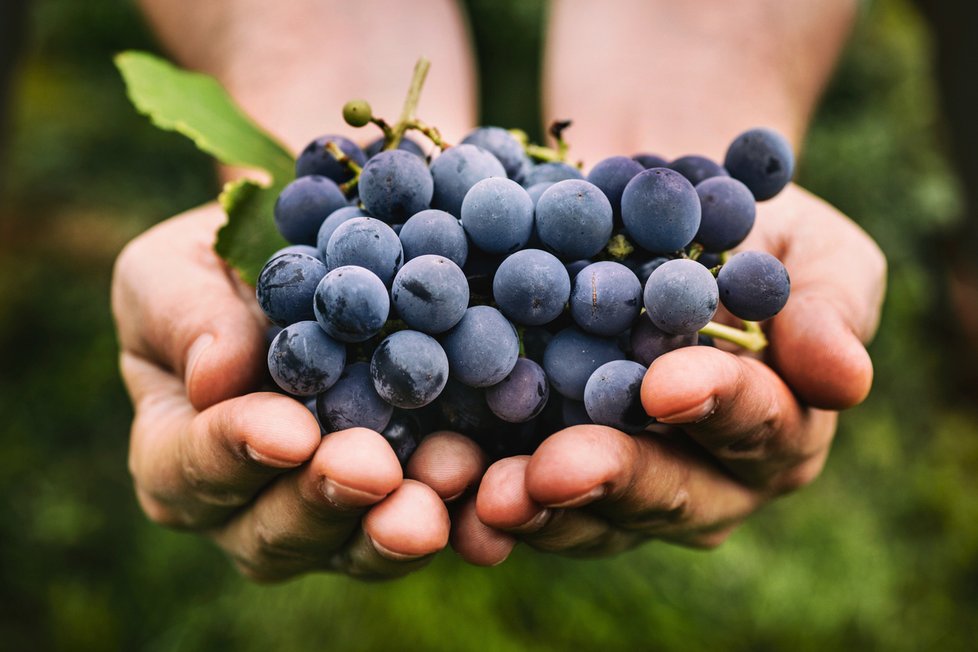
[364,136,426,159]
[325,217,403,286]
[429,144,506,217]
[521,161,584,187]
[398,208,468,267]
[716,251,790,321]
[440,306,519,387]
[316,361,393,433]
[543,327,625,400]
[381,410,423,466]
[643,258,719,335]
[586,155,645,222]
[313,265,390,343]
[370,330,449,409]
[274,175,348,245]
[485,358,550,423]
[256,252,327,326]
[694,176,757,252]
[267,321,345,396]
[667,155,729,186]
[461,126,526,179]
[492,249,571,326]
[621,168,701,253]
[629,316,697,366]
[460,177,534,254]
[391,255,469,334]
[295,134,366,185]
[342,99,372,127]
[569,261,642,337]
[723,128,794,200]
[535,179,614,260]
[584,360,649,433]
[316,206,368,259]
[358,149,434,223]
[632,153,668,169]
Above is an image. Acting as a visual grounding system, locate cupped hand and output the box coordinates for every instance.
[112,203,457,581]
[450,184,886,564]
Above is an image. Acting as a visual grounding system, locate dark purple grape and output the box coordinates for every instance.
[295,135,366,185]
[724,128,794,201]
[485,358,550,423]
[583,360,650,433]
[668,155,729,186]
[643,259,718,335]
[694,176,756,252]
[621,168,701,253]
[716,251,790,321]
[316,361,393,433]
[267,321,345,396]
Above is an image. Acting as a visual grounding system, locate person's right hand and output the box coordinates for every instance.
[112,203,460,582]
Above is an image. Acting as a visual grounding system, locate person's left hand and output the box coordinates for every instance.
[437,184,886,564]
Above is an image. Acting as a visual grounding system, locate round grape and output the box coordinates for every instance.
[643,259,718,335]
[492,249,571,326]
[391,255,469,334]
[358,149,434,223]
[667,155,729,186]
[274,175,348,245]
[316,362,393,433]
[295,134,366,185]
[256,252,327,326]
[461,126,525,179]
[440,306,519,387]
[543,327,625,400]
[398,209,468,267]
[460,177,534,254]
[313,265,389,343]
[569,261,642,337]
[584,360,649,433]
[723,128,795,201]
[429,144,506,217]
[621,168,701,253]
[325,217,403,286]
[535,179,614,260]
[694,176,756,252]
[370,330,449,409]
[267,321,345,396]
[716,251,790,321]
[485,358,550,423]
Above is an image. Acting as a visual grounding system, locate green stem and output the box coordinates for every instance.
[387,57,431,151]
[687,243,704,261]
[371,117,394,141]
[407,117,450,150]
[699,320,768,352]
[325,141,363,193]
[525,143,563,162]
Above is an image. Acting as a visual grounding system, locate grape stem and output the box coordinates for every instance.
[699,320,768,352]
[686,243,704,261]
[387,58,431,151]
[406,117,450,150]
[324,141,363,194]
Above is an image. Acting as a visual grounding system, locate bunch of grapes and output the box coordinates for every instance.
[257,85,792,467]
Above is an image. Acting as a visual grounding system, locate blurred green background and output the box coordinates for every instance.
[1,0,976,650]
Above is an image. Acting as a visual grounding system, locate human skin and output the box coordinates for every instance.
[115,0,885,576]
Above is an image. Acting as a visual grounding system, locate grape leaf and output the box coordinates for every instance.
[115,50,296,283]
[114,51,294,181]
[217,179,288,286]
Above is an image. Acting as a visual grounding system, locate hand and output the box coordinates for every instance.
[449,184,886,564]
[112,203,456,581]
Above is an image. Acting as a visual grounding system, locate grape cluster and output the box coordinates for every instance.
[257,122,793,465]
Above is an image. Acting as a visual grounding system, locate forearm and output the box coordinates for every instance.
[544,0,857,163]
[139,0,478,155]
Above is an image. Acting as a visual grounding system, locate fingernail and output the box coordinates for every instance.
[656,397,717,424]
[547,485,607,509]
[243,444,301,469]
[184,333,214,387]
[369,536,427,562]
[322,477,387,509]
[510,509,552,534]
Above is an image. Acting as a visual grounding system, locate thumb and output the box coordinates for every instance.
[112,204,267,411]
[768,291,873,410]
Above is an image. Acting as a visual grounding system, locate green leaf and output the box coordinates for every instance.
[216,179,288,286]
[116,50,298,283]
[114,51,294,182]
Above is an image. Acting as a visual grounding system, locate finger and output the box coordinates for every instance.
[211,428,403,582]
[768,292,874,409]
[449,497,516,566]
[406,431,487,501]
[124,352,321,529]
[112,205,266,410]
[524,426,761,546]
[642,346,836,490]
[751,186,885,409]
[339,480,451,580]
[477,456,637,556]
